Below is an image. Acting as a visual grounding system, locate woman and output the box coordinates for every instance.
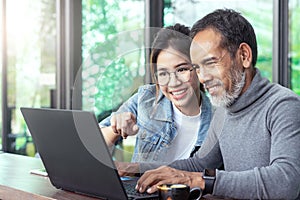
[100,23,212,165]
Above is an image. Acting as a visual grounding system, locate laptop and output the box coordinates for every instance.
[21,107,159,200]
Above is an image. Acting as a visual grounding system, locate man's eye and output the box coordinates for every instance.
[205,62,217,68]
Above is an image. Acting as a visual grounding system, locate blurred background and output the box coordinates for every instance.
[0,0,299,161]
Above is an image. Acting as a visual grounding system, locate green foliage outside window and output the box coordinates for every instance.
[82,0,145,118]
[290,4,300,95]
[243,10,273,80]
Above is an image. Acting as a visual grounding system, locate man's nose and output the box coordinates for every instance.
[197,73,205,84]
[197,68,212,84]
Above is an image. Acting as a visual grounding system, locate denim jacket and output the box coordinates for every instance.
[99,84,212,162]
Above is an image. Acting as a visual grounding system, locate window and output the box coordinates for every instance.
[1,0,56,155]
[290,0,300,95]
[81,0,146,161]
[82,0,146,118]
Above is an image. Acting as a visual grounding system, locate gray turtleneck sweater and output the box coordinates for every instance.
[167,69,300,199]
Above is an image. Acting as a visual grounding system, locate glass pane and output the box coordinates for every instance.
[164,0,273,80]
[5,0,56,156]
[290,0,300,95]
[82,0,145,161]
[82,0,145,117]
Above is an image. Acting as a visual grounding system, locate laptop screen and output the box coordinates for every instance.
[21,107,129,199]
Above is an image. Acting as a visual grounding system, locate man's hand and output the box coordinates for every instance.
[135,166,204,194]
[115,161,140,177]
[110,112,139,139]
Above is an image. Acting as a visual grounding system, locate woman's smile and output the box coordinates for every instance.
[169,88,188,100]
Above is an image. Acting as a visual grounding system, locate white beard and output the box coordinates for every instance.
[210,70,246,107]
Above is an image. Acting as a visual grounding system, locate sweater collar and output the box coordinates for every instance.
[227,68,271,113]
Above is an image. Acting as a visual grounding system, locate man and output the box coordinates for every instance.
[134,9,300,199]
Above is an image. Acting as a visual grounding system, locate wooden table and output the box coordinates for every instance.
[0,153,100,200]
[0,153,226,200]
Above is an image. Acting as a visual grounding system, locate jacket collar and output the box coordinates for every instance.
[149,91,173,122]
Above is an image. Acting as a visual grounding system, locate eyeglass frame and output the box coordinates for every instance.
[154,63,199,86]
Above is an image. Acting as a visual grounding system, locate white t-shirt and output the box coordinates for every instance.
[164,103,201,162]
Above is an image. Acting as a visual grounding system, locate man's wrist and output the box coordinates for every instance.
[202,169,216,195]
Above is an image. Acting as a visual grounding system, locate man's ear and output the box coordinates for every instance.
[238,42,252,69]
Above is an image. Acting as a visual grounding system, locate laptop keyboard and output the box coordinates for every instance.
[123,181,157,198]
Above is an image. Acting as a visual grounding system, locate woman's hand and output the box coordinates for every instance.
[111,112,139,139]
[135,166,204,194]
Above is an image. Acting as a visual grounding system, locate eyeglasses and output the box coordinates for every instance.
[191,52,228,75]
[155,63,198,86]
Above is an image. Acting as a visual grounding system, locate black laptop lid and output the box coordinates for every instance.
[21,107,128,200]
